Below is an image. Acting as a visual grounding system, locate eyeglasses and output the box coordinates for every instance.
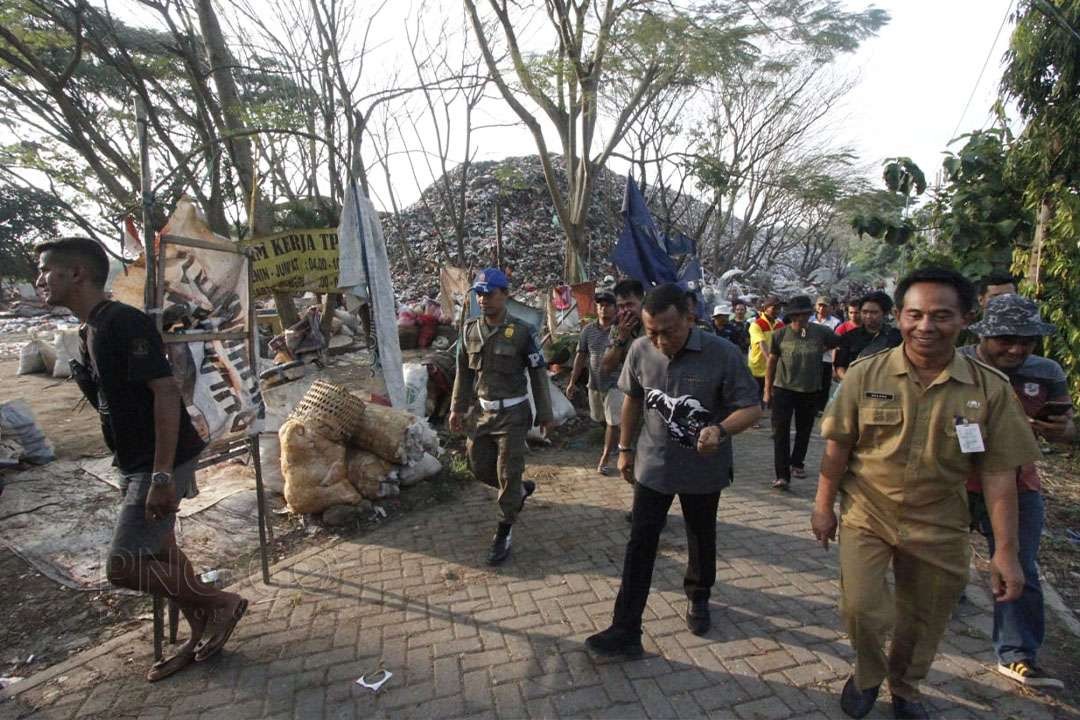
[988,335,1038,347]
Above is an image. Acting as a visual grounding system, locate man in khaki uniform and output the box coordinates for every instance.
[450,268,554,565]
[812,267,1041,720]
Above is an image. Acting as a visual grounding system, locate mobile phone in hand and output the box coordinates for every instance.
[1035,401,1072,422]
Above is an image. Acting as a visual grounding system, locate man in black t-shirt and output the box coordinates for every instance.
[35,238,247,682]
[834,291,902,379]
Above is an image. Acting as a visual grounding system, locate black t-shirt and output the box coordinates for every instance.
[81,301,205,473]
[834,325,902,370]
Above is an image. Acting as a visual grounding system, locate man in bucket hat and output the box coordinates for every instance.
[960,293,1074,689]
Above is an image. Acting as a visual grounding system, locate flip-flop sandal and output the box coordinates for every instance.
[597,464,612,476]
[194,598,248,662]
[146,645,197,682]
[771,479,790,490]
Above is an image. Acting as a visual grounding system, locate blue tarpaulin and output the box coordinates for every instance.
[611,178,677,287]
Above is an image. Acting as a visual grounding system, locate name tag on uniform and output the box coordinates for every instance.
[955,418,985,453]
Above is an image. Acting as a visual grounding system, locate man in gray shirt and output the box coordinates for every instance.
[586,284,762,657]
[567,288,622,474]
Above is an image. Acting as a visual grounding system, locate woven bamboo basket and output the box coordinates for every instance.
[289,379,366,443]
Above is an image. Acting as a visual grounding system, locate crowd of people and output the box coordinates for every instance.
[557,269,1074,718]
[29,235,1074,719]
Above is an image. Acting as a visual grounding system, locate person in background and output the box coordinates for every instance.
[567,289,623,475]
[36,237,246,682]
[600,279,645,376]
[813,267,1038,719]
[713,302,749,352]
[585,284,761,657]
[811,295,842,413]
[836,298,862,336]
[450,268,555,565]
[961,294,1074,689]
[748,294,783,412]
[764,295,841,490]
[833,291,902,381]
[686,289,715,335]
[977,273,1018,311]
[733,300,749,330]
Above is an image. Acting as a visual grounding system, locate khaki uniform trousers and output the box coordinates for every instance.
[467,402,532,524]
[839,522,969,700]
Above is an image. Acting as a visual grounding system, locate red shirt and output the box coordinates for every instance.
[836,320,857,336]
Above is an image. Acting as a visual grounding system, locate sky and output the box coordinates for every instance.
[358,0,1020,211]
[833,0,1017,188]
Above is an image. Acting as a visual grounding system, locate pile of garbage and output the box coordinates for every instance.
[384,155,630,303]
[272,380,443,517]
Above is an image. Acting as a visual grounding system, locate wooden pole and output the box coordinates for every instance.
[495,200,503,269]
[135,98,157,325]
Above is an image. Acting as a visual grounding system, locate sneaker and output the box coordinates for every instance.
[518,481,536,513]
[839,676,879,719]
[772,478,790,490]
[997,661,1064,689]
[487,523,512,565]
[585,626,644,658]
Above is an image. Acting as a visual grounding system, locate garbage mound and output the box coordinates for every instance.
[386,155,642,302]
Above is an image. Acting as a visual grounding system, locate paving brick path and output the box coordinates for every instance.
[2,428,1073,719]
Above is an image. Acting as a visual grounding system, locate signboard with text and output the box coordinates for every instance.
[242,229,341,296]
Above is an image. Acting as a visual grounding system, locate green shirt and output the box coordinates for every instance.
[770,324,841,393]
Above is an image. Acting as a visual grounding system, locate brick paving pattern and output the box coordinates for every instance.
[2,428,1073,719]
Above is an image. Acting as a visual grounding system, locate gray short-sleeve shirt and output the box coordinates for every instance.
[618,328,761,494]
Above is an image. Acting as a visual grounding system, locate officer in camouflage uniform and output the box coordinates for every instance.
[450,268,554,565]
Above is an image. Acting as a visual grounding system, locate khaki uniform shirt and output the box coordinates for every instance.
[822,344,1041,548]
[452,316,554,423]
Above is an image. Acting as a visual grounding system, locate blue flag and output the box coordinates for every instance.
[611,177,677,287]
[664,231,696,257]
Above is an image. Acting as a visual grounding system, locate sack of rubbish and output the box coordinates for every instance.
[525,373,576,441]
[258,432,284,494]
[51,328,81,379]
[346,447,398,499]
[350,401,438,465]
[402,363,428,419]
[279,418,362,513]
[396,452,441,487]
[17,340,45,376]
[0,399,56,464]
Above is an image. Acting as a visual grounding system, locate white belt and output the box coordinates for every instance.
[479,395,528,412]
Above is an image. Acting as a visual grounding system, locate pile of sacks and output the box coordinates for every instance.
[279,380,442,515]
[16,327,81,379]
[1,400,56,467]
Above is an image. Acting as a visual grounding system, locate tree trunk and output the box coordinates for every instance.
[195,0,299,327]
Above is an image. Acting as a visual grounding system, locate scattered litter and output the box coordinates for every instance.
[356,669,392,693]
[0,677,24,689]
[373,505,388,519]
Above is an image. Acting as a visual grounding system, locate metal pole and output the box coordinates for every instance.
[135,98,157,323]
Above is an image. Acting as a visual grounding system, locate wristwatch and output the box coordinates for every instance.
[713,425,730,443]
[617,444,635,453]
[151,472,173,487]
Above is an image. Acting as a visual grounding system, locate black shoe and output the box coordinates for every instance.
[839,676,879,719]
[686,599,710,636]
[891,695,929,719]
[487,523,512,565]
[518,481,536,513]
[625,511,633,523]
[585,626,644,658]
